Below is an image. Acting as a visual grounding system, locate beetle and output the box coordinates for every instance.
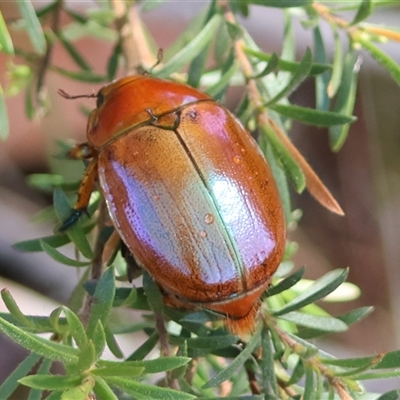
[60,75,286,335]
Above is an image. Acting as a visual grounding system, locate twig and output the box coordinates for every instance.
[80,199,108,328]
[246,365,261,395]
[312,2,349,30]
[110,0,156,74]
[277,377,299,398]
[33,0,63,115]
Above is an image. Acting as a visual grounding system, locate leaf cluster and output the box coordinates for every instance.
[1,0,400,399]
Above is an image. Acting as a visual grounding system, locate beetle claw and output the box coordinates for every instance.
[59,208,88,232]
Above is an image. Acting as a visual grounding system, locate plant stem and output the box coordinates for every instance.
[110,0,156,74]
[312,2,350,30]
[80,199,108,328]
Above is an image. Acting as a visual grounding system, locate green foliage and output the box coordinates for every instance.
[1,0,400,399]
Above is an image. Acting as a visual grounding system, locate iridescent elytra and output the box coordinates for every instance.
[61,75,286,335]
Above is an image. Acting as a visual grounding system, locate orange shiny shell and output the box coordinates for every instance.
[88,75,286,334]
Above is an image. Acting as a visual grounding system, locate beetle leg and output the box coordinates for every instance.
[59,157,98,231]
[120,242,144,282]
[67,142,96,160]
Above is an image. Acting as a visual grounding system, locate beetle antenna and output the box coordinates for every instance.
[155,48,163,66]
[144,49,163,75]
[58,88,98,100]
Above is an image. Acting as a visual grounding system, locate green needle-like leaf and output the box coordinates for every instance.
[278,311,348,332]
[187,19,213,88]
[91,321,106,362]
[126,332,159,361]
[0,10,14,54]
[245,47,331,75]
[155,14,222,78]
[202,327,261,388]
[273,269,349,316]
[0,84,9,139]
[25,358,52,400]
[76,341,95,372]
[107,42,121,81]
[376,390,400,400]
[86,267,115,340]
[206,62,240,98]
[263,125,306,193]
[1,289,35,327]
[61,376,94,400]
[104,325,124,359]
[270,103,356,126]
[350,0,373,25]
[329,48,358,151]
[357,34,400,86]
[91,365,144,378]
[327,27,343,98]
[287,332,321,358]
[142,271,163,311]
[40,240,90,267]
[0,316,78,362]
[169,335,238,350]
[262,140,292,222]
[321,349,400,369]
[19,375,82,390]
[313,26,330,111]
[0,312,67,334]
[266,47,313,106]
[267,267,305,297]
[353,370,400,380]
[62,307,87,349]
[260,326,279,396]
[93,376,119,400]
[303,364,317,400]
[99,356,191,374]
[45,390,62,400]
[17,0,46,55]
[251,52,279,80]
[338,306,374,326]
[335,354,385,378]
[106,377,196,399]
[14,233,73,252]
[287,359,305,385]
[57,32,92,71]
[0,353,41,399]
[298,306,374,340]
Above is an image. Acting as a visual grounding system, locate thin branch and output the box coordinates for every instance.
[33,0,63,115]
[246,366,261,395]
[80,199,108,328]
[110,0,156,74]
[312,2,350,30]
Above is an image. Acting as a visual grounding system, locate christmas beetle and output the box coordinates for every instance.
[60,75,286,334]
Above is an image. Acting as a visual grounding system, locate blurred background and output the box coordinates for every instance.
[1,0,400,393]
